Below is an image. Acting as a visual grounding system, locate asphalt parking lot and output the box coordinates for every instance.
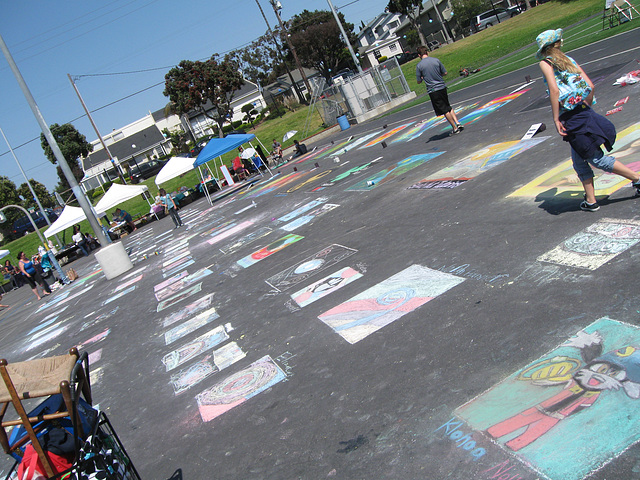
[1,29,640,480]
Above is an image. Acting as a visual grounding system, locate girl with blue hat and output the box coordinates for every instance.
[537,28,640,211]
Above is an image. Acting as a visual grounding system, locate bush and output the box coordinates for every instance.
[377,56,388,62]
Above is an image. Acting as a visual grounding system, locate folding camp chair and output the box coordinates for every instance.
[603,0,638,28]
[0,348,91,477]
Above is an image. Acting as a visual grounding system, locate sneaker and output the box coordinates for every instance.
[449,128,461,137]
[580,200,600,212]
[456,123,464,131]
[632,180,640,196]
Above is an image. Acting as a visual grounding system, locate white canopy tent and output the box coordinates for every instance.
[0,250,10,260]
[94,183,150,214]
[44,205,87,238]
[155,156,196,186]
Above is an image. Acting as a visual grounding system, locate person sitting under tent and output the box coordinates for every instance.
[231,156,249,181]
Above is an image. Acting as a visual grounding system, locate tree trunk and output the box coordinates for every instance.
[411,18,427,46]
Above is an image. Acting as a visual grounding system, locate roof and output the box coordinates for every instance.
[82,125,165,170]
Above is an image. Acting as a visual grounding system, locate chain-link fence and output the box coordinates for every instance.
[314,57,411,124]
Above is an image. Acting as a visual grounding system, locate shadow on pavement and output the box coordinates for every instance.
[166,469,183,480]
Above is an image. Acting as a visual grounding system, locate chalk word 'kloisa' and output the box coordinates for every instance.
[434,418,486,460]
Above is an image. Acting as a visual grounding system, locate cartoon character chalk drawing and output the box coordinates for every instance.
[486,330,640,451]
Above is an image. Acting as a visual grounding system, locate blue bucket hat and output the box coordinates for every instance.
[535,29,563,59]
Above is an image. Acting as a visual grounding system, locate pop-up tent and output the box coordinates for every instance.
[0,250,10,260]
[193,133,273,204]
[155,156,196,186]
[44,205,87,238]
[94,183,150,214]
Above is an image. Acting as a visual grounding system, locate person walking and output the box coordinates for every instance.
[17,251,51,301]
[416,45,463,136]
[537,29,640,211]
[159,189,183,229]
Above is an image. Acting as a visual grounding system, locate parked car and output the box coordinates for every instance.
[11,208,59,237]
[470,7,518,31]
[189,136,214,157]
[394,51,419,65]
[129,159,167,184]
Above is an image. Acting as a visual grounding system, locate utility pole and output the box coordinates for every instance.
[254,0,306,104]
[0,33,109,248]
[269,0,313,98]
[67,74,127,185]
[326,0,362,73]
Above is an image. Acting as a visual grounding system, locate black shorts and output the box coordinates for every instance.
[429,88,452,117]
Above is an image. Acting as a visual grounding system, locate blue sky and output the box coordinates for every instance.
[0,0,390,192]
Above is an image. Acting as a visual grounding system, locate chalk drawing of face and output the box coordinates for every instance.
[574,362,626,392]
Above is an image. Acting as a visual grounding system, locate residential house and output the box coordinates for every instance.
[356,10,407,68]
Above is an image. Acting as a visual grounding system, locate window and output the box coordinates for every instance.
[389,44,397,52]
[111,131,124,142]
[388,20,398,29]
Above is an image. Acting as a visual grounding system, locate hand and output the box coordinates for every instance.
[555,119,567,137]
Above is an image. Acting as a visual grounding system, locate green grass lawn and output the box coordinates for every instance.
[398,0,639,109]
[2,0,638,264]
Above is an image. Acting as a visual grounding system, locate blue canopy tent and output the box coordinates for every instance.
[193,133,273,204]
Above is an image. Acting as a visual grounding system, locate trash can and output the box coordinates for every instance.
[337,115,350,131]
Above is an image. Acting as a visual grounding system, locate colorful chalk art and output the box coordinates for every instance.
[510,122,640,199]
[411,137,548,189]
[537,218,640,270]
[454,317,640,480]
[318,264,465,344]
[196,355,287,422]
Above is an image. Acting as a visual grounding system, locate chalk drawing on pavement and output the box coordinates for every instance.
[237,234,304,268]
[410,137,548,189]
[103,285,136,306]
[157,283,203,312]
[164,307,220,344]
[455,90,531,128]
[291,266,363,307]
[196,355,286,422]
[162,324,230,372]
[318,264,464,344]
[219,227,273,255]
[537,217,640,270]
[509,123,640,199]
[455,317,640,480]
[162,294,215,328]
[391,103,479,144]
[346,153,443,191]
[359,123,412,149]
[280,204,340,232]
[311,160,378,192]
[266,244,357,291]
[170,342,246,395]
[278,198,328,223]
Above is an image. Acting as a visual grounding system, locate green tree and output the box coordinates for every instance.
[241,103,258,128]
[387,0,427,45]
[162,127,190,155]
[17,180,54,210]
[287,10,356,85]
[163,56,245,138]
[0,176,23,241]
[39,123,92,194]
[229,32,285,86]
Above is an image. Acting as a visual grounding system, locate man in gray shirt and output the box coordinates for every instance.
[416,45,463,135]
